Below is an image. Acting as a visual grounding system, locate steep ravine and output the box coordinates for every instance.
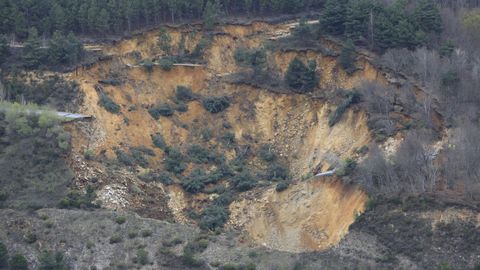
[65,20,420,253]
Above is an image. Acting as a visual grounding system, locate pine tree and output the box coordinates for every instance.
[158,27,172,54]
[338,40,357,74]
[22,28,45,69]
[320,0,348,35]
[413,0,442,34]
[344,0,375,44]
[203,0,223,31]
[285,58,317,93]
[0,35,10,64]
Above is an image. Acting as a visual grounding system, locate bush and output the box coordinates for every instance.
[148,103,174,119]
[266,163,289,181]
[231,171,257,192]
[115,216,126,224]
[140,59,154,72]
[201,128,213,141]
[221,132,235,146]
[58,186,96,209]
[109,235,123,244]
[176,86,195,102]
[0,241,8,268]
[9,253,28,270]
[200,205,229,230]
[259,144,276,162]
[38,251,68,270]
[187,144,219,164]
[202,96,230,113]
[24,232,37,244]
[165,148,186,174]
[159,57,174,71]
[152,133,167,150]
[182,169,207,193]
[134,249,149,265]
[234,47,267,72]
[98,93,120,114]
[336,158,357,177]
[141,230,152,237]
[83,149,94,160]
[115,149,135,166]
[285,58,318,93]
[328,91,360,127]
[276,181,290,192]
[338,40,357,74]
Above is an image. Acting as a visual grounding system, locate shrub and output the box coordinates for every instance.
[165,148,186,174]
[176,86,195,102]
[201,128,213,141]
[259,144,276,162]
[58,186,96,209]
[276,181,290,192]
[234,47,267,73]
[83,149,94,160]
[24,232,37,244]
[266,163,289,181]
[285,58,318,93]
[158,172,173,185]
[336,158,357,177]
[441,71,460,88]
[328,91,360,127]
[38,251,68,270]
[202,96,230,113]
[176,102,188,112]
[159,57,174,71]
[231,171,257,192]
[109,235,123,244]
[338,40,357,74]
[187,144,218,164]
[141,230,152,237]
[115,149,135,166]
[182,169,206,193]
[148,103,174,119]
[152,133,167,150]
[200,205,229,230]
[0,241,7,268]
[141,59,154,72]
[130,147,153,167]
[128,231,138,239]
[221,132,235,146]
[134,249,149,265]
[98,93,120,114]
[0,190,8,205]
[115,216,126,224]
[9,253,28,270]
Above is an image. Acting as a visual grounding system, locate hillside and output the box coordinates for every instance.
[0,1,480,270]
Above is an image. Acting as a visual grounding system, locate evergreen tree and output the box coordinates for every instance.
[413,0,442,33]
[0,241,7,268]
[320,0,348,35]
[203,0,223,31]
[9,253,28,270]
[292,17,314,41]
[22,28,45,69]
[285,58,317,93]
[338,39,357,74]
[344,0,376,44]
[51,3,67,33]
[158,27,172,54]
[0,35,10,64]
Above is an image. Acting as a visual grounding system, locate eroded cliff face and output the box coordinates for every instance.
[64,20,405,252]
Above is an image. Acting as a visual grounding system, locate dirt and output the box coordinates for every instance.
[229,178,367,253]
[63,20,431,252]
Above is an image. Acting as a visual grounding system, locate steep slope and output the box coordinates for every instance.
[63,20,435,253]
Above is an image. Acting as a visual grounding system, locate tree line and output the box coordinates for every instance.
[0,0,324,39]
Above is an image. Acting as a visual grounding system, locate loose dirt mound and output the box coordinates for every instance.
[229,178,367,253]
